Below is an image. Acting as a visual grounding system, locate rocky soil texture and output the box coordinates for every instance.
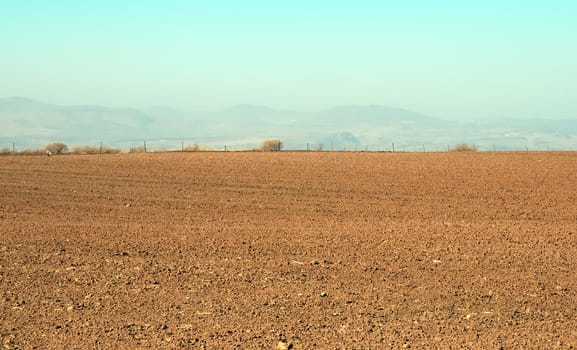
[1,152,576,349]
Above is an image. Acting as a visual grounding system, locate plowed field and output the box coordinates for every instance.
[1,152,576,349]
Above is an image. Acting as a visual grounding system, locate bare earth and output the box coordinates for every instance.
[1,152,576,349]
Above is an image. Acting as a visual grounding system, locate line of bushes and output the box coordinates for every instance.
[1,140,485,156]
[0,147,46,156]
[0,142,121,156]
[70,145,121,154]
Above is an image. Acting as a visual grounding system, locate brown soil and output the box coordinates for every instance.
[1,152,576,349]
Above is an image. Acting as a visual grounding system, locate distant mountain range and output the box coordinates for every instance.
[1,97,576,151]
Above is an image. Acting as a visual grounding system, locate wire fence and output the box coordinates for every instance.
[98,139,577,153]
[1,139,576,155]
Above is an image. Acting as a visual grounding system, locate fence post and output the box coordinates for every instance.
[12,142,15,154]
[182,140,184,152]
[392,142,395,153]
[144,141,147,153]
[99,141,103,154]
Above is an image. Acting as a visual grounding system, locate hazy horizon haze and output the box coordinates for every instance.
[2,1,576,121]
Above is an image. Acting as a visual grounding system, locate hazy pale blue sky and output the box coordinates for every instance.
[1,1,576,119]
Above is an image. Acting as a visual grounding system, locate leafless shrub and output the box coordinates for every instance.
[316,143,324,151]
[184,143,205,152]
[450,143,478,152]
[19,148,45,156]
[129,145,146,153]
[70,145,121,154]
[258,139,283,152]
[44,142,68,154]
[101,146,121,154]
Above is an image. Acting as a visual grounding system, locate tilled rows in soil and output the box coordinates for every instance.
[1,152,576,349]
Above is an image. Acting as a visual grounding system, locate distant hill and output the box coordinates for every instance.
[0,97,153,145]
[1,97,576,151]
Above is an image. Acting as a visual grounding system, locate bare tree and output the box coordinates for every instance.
[260,139,283,151]
[44,142,68,154]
